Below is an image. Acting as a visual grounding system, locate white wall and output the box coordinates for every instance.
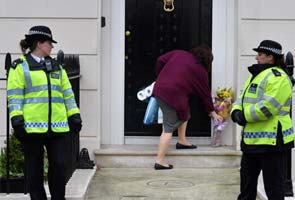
[238,0,295,81]
[101,0,125,145]
[0,0,102,157]
[212,0,238,147]
[238,0,295,179]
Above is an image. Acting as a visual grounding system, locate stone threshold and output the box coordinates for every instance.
[94,144,242,168]
[95,144,242,156]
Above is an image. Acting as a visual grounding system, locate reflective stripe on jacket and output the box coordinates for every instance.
[231,66,294,145]
[7,56,80,133]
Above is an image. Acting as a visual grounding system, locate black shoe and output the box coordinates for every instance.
[176,142,197,149]
[154,163,173,170]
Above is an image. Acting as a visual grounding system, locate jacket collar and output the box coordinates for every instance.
[30,53,44,63]
[25,54,46,70]
[25,54,59,71]
[248,64,276,77]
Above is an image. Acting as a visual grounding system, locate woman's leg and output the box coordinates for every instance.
[261,152,284,200]
[156,130,173,166]
[238,153,261,200]
[177,121,191,145]
[45,137,66,200]
[22,140,47,200]
[154,97,178,166]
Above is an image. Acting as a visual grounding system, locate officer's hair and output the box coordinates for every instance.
[264,52,286,69]
[275,57,286,69]
[19,36,47,54]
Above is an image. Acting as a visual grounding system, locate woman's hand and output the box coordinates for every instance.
[209,111,223,123]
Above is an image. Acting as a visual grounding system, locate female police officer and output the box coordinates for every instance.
[7,25,82,200]
[231,40,294,200]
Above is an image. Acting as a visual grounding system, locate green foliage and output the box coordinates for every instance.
[0,134,24,177]
[0,134,48,180]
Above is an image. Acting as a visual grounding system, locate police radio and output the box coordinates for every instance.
[44,58,53,72]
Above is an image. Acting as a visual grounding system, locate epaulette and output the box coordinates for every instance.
[272,68,281,76]
[11,58,23,69]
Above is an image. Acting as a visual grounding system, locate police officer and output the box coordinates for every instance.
[231,40,294,200]
[7,25,82,200]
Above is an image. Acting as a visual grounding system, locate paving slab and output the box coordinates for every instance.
[0,167,96,200]
[86,168,260,200]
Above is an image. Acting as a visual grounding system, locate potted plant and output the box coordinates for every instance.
[0,134,25,193]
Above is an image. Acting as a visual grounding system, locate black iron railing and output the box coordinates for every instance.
[63,53,81,183]
[284,51,294,197]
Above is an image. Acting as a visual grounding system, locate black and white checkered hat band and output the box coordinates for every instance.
[28,30,52,38]
[259,46,282,55]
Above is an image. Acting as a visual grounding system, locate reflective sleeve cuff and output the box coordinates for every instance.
[230,105,242,115]
[9,110,24,119]
[67,108,80,118]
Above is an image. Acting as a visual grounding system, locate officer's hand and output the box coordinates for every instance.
[68,114,82,133]
[231,110,246,126]
[70,122,82,132]
[13,125,27,141]
[11,115,27,141]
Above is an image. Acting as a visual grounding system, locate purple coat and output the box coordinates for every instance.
[152,50,214,120]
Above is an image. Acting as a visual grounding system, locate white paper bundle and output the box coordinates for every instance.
[137,82,155,101]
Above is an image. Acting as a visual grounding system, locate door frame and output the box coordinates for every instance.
[101,0,238,145]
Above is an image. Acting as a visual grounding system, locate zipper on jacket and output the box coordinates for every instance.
[46,71,52,131]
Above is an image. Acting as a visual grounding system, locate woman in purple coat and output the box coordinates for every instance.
[153,45,223,170]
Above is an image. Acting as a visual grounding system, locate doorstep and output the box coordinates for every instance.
[94,144,242,168]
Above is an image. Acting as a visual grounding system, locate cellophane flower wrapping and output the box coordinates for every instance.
[211,87,234,146]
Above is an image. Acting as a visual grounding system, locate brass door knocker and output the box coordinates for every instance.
[163,0,174,12]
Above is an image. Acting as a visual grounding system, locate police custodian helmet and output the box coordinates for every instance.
[25,25,57,44]
[253,40,283,58]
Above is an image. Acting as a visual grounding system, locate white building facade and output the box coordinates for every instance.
[1,0,295,176]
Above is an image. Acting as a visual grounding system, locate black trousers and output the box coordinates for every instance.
[237,152,284,200]
[22,136,66,200]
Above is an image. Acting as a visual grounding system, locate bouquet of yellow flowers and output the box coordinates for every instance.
[211,87,234,147]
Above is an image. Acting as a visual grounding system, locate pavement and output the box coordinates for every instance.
[85,167,258,200]
[0,167,246,200]
[3,166,295,200]
[0,167,96,200]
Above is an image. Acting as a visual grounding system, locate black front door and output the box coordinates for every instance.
[125,0,213,136]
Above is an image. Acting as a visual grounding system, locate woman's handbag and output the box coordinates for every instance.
[143,97,162,125]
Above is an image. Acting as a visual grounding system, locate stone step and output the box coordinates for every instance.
[94,145,242,168]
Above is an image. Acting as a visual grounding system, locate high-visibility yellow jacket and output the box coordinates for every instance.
[231,66,294,145]
[7,55,80,134]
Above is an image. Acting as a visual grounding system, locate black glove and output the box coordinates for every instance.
[11,115,27,141]
[68,114,82,133]
[231,110,247,126]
